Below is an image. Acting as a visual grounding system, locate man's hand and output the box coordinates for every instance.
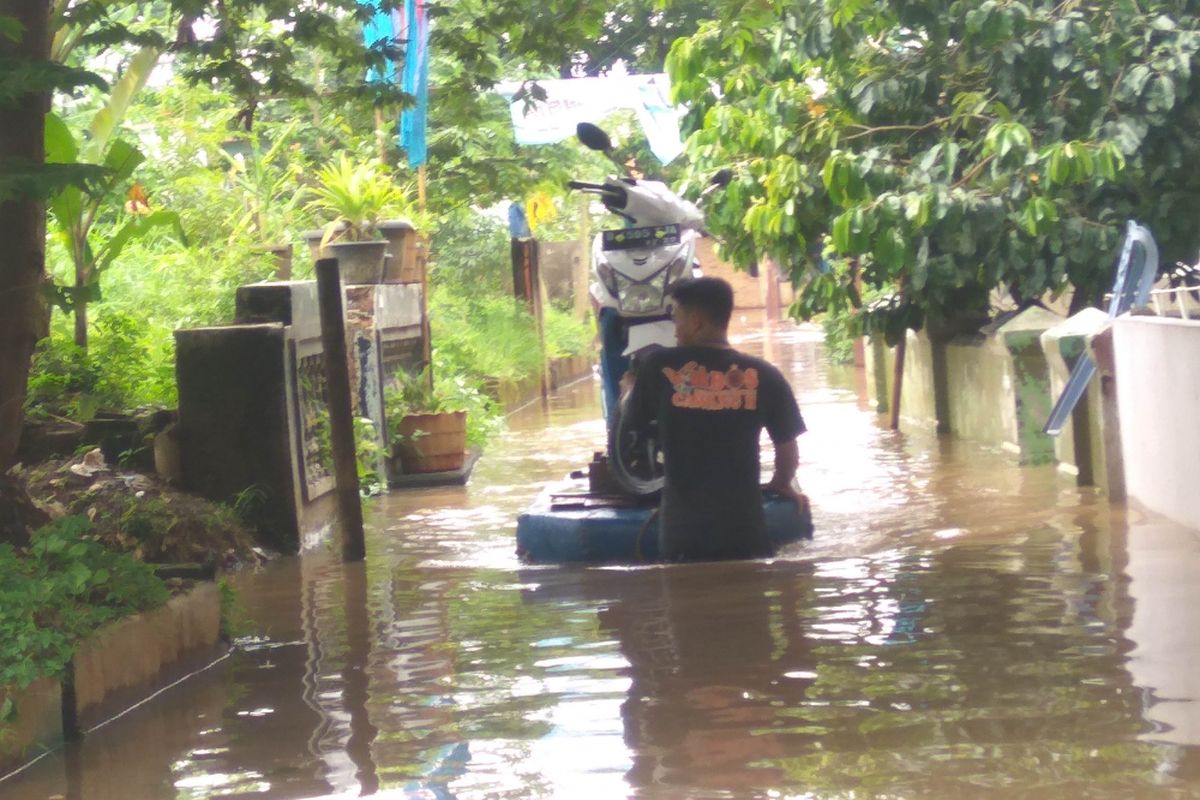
[763,477,809,514]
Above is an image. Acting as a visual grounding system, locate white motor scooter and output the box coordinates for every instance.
[569,123,730,495]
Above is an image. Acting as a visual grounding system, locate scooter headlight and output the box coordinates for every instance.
[617,277,667,314]
[613,255,691,315]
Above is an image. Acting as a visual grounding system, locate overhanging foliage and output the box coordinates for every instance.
[668,0,1200,340]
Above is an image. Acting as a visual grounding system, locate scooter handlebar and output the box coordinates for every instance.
[568,181,628,208]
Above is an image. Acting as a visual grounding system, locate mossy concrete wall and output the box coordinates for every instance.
[1040,309,1111,488]
[71,583,221,731]
[0,584,222,776]
[0,678,63,773]
[862,307,1062,463]
[900,330,945,431]
[861,331,941,428]
[943,334,1015,446]
[175,323,303,552]
[491,354,596,412]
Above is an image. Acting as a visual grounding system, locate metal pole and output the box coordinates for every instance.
[316,258,366,562]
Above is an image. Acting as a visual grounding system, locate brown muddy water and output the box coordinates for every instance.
[5,320,1200,799]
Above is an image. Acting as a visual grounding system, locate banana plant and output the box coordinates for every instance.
[45,112,186,349]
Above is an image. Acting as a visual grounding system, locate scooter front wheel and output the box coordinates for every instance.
[607,400,665,497]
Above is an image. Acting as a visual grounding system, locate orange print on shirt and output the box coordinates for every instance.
[663,361,758,411]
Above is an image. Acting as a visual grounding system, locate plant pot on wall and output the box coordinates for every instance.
[392,411,467,473]
[323,239,387,285]
[252,243,293,280]
[302,224,346,261]
[377,219,421,283]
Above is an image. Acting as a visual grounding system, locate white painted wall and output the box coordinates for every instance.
[1113,316,1200,532]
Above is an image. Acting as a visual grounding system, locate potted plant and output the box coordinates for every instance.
[304,154,403,284]
[377,218,421,283]
[385,367,468,474]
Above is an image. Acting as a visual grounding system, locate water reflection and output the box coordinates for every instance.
[4,320,1200,798]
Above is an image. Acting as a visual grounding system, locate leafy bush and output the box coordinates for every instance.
[428,207,512,296]
[821,311,858,366]
[543,305,595,358]
[429,287,546,383]
[0,516,168,693]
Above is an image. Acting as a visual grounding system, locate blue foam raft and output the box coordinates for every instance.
[516,480,814,564]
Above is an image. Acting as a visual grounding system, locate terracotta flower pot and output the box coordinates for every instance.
[392,411,467,473]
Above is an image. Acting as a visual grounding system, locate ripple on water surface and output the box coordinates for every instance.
[4,321,1199,799]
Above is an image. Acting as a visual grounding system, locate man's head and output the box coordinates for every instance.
[669,277,734,346]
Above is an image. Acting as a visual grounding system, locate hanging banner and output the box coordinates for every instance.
[496,74,685,164]
[363,0,429,168]
[396,0,429,168]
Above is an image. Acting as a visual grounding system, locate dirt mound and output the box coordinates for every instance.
[19,450,265,570]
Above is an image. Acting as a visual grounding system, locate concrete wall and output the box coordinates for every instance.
[943,335,1014,445]
[1112,316,1200,531]
[539,240,583,305]
[0,678,62,772]
[1040,309,1112,488]
[175,324,302,552]
[696,240,795,312]
[900,330,944,430]
[861,308,1061,462]
[71,583,221,730]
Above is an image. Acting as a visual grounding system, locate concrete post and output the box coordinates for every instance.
[995,307,1063,463]
[1089,326,1125,502]
[316,259,366,562]
[1040,308,1110,486]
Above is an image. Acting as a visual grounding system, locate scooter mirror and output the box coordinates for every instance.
[576,122,613,153]
[710,168,734,188]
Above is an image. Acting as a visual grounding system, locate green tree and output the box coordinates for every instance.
[0,0,397,468]
[668,0,1200,343]
[1,0,721,468]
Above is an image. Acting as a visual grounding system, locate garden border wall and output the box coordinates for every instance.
[0,583,222,776]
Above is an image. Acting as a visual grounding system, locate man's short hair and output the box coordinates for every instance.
[669,276,734,328]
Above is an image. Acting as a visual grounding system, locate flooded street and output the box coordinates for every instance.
[6,320,1200,799]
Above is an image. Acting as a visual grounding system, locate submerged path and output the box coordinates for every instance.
[6,320,1200,799]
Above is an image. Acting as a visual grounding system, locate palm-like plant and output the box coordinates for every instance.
[306,155,408,245]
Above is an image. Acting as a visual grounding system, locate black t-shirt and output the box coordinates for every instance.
[625,345,806,562]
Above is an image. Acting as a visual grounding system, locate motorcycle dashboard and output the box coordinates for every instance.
[601,224,681,251]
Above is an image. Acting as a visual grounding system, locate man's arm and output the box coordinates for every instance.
[761,363,807,508]
[765,438,803,502]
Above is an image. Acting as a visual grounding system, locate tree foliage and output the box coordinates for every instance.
[668,0,1200,341]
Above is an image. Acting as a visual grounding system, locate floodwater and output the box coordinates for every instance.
[5,320,1200,799]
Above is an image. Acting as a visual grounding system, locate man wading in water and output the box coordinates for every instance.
[622,277,807,562]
